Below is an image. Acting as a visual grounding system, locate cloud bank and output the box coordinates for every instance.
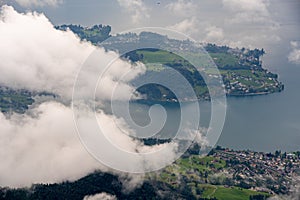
[0,5,145,101]
[0,5,180,187]
[0,102,102,187]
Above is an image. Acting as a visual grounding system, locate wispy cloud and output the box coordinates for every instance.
[124,0,281,48]
[166,0,196,17]
[117,0,149,24]
[222,0,270,24]
[288,41,300,64]
[14,0,62,7]
[205,26,224,43]
[167,17,199,35]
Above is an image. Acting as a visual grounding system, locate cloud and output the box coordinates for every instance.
[0,99,179,187]
[0,5,187,187]
[0,102,103,187]
[0,5,145,101]
[165,1,200,37]
[14,0,62,7]
[167,17,199,35]
[162,0,279,48]
[222,0,280,48]
[0,98,177,187]
[222,0,276,25]
[166,0,196,17]
[288,41,300,64]
[168,19,226,45]
[117,0,149,24]
[165,0,281,48]
[83,193,117,200]
[223,0,269,15]
[205,26,224,42]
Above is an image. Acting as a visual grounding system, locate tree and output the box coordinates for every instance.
[250,194,268,200]
[275,150,281,158]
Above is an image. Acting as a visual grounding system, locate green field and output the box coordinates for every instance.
[133,49,283,98]
[210,52,239,68]
[149,154,271,200]
[136,49,238,69]
[136,49,180,64]
[176,155,226,173]
[200,184,270,200]
[148,154,272,199]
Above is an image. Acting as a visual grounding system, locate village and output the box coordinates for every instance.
[210,147,300,194]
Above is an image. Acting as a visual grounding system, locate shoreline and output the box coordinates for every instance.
[132,90,282,105]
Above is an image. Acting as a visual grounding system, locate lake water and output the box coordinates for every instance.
[126,43,300,153]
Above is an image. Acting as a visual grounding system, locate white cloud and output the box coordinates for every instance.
[165,0,281,48]
[291,41,299,48]
[288,41,300,64]
[0,5,145,101]
[222,0,275,25]
[0,6,191,187]
[223,0,269,15]
[14,0,62,7]
[0,102,103,187]
[222,33,281,49]
[0,100,162,187]
[167,17,199,35]
[166,0,196,17]
[0,98,180,187]
[117,0,149,24]
[83,193,117,200]
[205,26,224,42]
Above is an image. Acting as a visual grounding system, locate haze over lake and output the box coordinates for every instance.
[5,0,300,153]
[0,2,300,199]
[127,32,300,153]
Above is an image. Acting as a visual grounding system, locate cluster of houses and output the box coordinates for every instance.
[212,148,300,194]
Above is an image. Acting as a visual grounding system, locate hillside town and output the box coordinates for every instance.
[210,147,300,194]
